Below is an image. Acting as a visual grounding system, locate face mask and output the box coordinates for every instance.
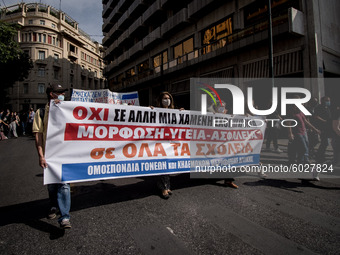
[57,95,65,101]
[162,99,171,107]
[325,101,330,107]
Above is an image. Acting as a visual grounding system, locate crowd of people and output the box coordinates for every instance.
[2,83,340,230]
[0,108,36,140]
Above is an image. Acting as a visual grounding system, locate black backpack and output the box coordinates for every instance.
[39,108,45,122]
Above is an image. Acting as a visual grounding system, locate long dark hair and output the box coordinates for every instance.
[156,91,175,109]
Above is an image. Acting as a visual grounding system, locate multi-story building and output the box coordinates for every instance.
[103,0,340,109]
[0,2,106,112]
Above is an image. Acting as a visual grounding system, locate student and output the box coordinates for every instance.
[33,84,72,229]
[151,92,182,199]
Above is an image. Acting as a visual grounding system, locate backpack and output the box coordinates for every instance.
[39,108,45,122]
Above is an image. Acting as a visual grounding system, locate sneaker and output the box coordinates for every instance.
[275,148,283,153]
[60,219,71,229]
[313,177,320,181]
[161,190,169,199]
[258,172,267,178]
[47,207,57,219]
[225,181,238,189]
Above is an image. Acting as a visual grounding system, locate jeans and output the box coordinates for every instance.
[47,184,71,222]
[266,127,279,150]
[317,132,330,162]
[295,133,309,164]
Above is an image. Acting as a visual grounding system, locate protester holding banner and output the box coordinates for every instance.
[33,84,72,229]
[152,92,177,199]
[207,100,238,189]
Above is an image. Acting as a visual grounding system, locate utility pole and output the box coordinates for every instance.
[268,0,274,87]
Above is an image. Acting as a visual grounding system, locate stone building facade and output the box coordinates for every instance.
[0,2,106,112]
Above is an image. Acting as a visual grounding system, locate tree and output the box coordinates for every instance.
[0,21,33,109]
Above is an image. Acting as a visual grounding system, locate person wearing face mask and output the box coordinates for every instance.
[314,96,332,163]
[287,96,320,173]
[32,83,72,229]
[150,92,179,199]
[207,101,238,188]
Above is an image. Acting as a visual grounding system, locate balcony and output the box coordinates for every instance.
[128,0,147,17]
[142,0,162,24]
[53,60,61,68]
[161,8,188,36]
[117,9,131,30]
[142,27,161,49]
[68,51,78,60]
[129,40,143,57]
[129,16,145,36]
[102,23,122,46]
[103,4,122,32]
[188,0,217,18]
[117,51,130,65]
[81,69,88,76]
[35,59,47,65]
[105,40,120,58]
[117,29,131,47]
[102,3,113,19]
[160,0,171,8]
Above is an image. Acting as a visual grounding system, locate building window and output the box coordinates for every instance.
[54,53,59,61]
[38,67,45,77]
[203,17,232,44]
[70,74,74,84]
[138,60,149,73]
[38,83,45,94]
[69,43,77,53]
[174,38,193,60]
[38,51,45,60]
[40,20,45,25]
[52,23,56,28]
[43,34,46,43]
[126,67,136,77]
[23,83,29,94]
[28,20,33,24]
[54,68,59,79]
[24,50,30,57]
[153,51,168,68]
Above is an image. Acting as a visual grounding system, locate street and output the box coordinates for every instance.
[0,136,339,254]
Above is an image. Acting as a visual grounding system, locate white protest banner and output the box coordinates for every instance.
[44,101,266,184]
[71,89,139,105]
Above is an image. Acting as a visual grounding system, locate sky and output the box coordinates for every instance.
[1,0,104,41]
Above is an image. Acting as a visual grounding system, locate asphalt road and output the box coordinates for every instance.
[0,136,339,254]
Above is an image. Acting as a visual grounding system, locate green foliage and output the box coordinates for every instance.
[0,21,33,108]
